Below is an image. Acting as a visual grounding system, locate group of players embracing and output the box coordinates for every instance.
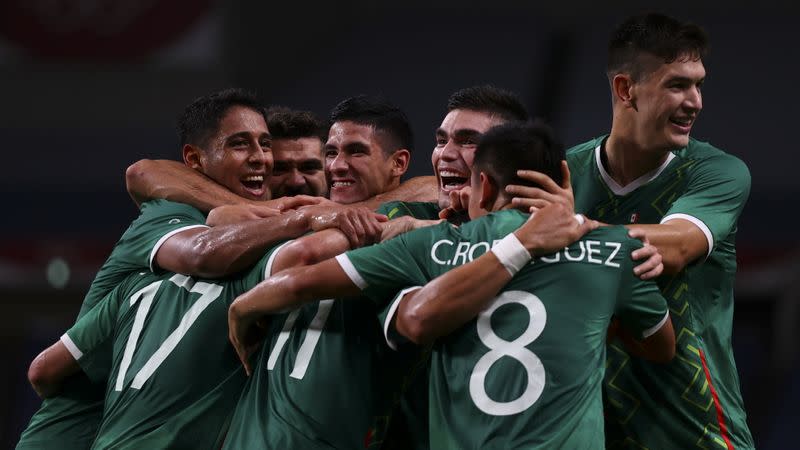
[18,12,755,450]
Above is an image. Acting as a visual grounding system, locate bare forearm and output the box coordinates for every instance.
[28,342,80,398]
[126,159,257,212]
[232,261,361,318]
[354,176,437,210]
[272,229,351,273]
[397,251,512,344]
[171,211,312,277]
[626,221,707,274]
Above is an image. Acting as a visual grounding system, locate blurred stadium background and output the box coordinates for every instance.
[1,0,797,447]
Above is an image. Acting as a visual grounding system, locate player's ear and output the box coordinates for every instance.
[389,149,410,178]
[612,73,636,110]
[183,144,203,171]
[478,171,497,209]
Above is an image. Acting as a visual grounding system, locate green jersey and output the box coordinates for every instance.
[224,202,438,450]
[378,201,441,221]
[223,244,410,450]
[62,254,270,449]
[376,201,439,450]
[568,136,754,449]
[17,200,208,450]
[340,209,669,449]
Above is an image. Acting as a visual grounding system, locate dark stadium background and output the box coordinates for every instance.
[1,1,797,447]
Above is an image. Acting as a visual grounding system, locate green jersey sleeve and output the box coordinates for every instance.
[63,276,146,382]
[336,223,450,305]
[613,237,670,339]
[661,152,750,256]
[225,240,292,305]
[76,200,208,318]
[376,201,441,220]
[131,199,210,272]
[376,286,422,350]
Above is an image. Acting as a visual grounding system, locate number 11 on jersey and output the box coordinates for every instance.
[267,299,335,380]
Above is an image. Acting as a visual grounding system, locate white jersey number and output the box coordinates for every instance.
[469,290,547,416]
[116,274,222,391]
[267,299,334,380]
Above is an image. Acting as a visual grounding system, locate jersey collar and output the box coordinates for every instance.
[595,140,675,196]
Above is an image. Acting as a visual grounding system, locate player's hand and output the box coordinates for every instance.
[228,298,264,377]
[268,195,327,212]
[438,187,471,224]
[303,204,388,248]
[507,160,575,213]
[513,203,599,256]
[380,216,444,242]
[206,204,280,226]
[628,228,664,280]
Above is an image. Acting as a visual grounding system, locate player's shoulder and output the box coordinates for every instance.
[139,199,203,216]
[674,138,749,174]
[462,209,528,237]
[566,136,605,158]
[566,135,605,175]
[112,270,163,301]
[582,225,642,250]
[128,200,206,231]
[377,200,440,220]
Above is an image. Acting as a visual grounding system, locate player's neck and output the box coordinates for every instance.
[603,133,670,187]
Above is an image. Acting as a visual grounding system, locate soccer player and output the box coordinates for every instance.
[124,115,437,213]
[377,84,532,226]
[228,121,676,449]
[17,88,380,450]
[220,95,436,450]
[265,107,329,198]
[27,254,281,448]
[509,13,754,449]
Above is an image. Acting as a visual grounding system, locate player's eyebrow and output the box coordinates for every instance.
[665,75,704,85]
[343,141,371,154]
[226,131,271,142]
[452,129,482,141]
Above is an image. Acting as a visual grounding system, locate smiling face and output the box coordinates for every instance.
[189,105,273,201]
[270,137,327,198]
[324,121,400,204]
[432,109,505,209]
[628,55,705,152]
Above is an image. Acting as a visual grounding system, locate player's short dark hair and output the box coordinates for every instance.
[329,95,414,154]
[178,88,266,148]
[474,121,563,191]
[446,85,529,123]
[607,12,709,82]
[266,106,328,143]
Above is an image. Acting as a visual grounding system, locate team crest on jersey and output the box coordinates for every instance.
[629,213,639,223]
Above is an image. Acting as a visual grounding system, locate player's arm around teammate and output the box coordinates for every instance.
[506,163,665,279]
[27,341,81,398]
[127,158,438,210]
[153,203,385,278]
[508,165,709,275]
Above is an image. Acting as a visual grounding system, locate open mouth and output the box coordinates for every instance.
[331,180,355,189]
[669,116,693,132]
[439,170,469,190]
[241,175,266,197]
[242,175,264,189]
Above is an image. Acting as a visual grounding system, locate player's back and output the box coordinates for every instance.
[401,211,667,449]
[17,200,209,450]
[224,243,417,450]
[66,260,267,450]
